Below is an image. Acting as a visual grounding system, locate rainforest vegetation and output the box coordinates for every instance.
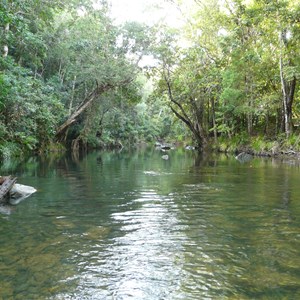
[1,0,300,159]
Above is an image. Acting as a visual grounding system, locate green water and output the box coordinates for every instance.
[0,148,300,299]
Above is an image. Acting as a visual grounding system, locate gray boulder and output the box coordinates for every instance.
[9,184,37,205]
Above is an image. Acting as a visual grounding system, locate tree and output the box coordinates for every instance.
[0,0,67,157]
[45,10,153,148]
[230,0,300,137]
[152,2,224,148]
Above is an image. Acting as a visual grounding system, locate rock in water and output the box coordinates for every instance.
[9,184,37,205]
[235,152,253,163]
[185,145,195,150]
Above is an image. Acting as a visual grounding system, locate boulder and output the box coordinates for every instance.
[9,184,37,205]
[0,176,36,206]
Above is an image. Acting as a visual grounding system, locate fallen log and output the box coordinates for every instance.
[0,176,17,203]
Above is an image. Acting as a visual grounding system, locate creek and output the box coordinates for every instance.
[0,148,300,299]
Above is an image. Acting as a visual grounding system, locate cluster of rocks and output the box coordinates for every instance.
[155,141,198,160]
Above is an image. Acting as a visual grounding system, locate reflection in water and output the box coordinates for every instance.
[0,148,300,299]
[109,192,181,299]
[69,190,186,299]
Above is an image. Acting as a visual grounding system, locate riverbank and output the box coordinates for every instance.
[211,135,300,160]
[2,135,300,164]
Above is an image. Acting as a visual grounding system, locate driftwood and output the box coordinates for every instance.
[0,176,17,203]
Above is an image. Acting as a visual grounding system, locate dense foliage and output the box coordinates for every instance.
[0,0,172,158]
[155,0,300,151]
[1,0,300,158]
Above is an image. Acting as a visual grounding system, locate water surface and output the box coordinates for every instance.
[0,148,300,299]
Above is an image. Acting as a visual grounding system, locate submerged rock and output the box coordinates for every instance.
[83,226,110,240]
[0,205,15,215]
[235,152,253,163]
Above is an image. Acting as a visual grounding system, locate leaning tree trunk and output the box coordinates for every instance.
[189,96,207,145]
[55,83,114,142]
[164,73,207,149]
[55,74,134,144]
[169,105,204,149]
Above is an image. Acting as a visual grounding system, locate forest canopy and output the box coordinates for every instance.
[1,0,300,158]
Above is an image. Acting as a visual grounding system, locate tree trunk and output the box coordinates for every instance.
[69,75,77,116]
[3,23,9,57]
[169,105,204,148]
[210,97,217,142]
[279,28,296,138]
[246,104,252,135]
[55,77,133,143]
[279,55,296,137]
[55,83,113,142]
[164,72,206,149]
[189,96,207,144]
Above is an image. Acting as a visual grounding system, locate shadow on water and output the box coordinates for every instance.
[0,148,300,299]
